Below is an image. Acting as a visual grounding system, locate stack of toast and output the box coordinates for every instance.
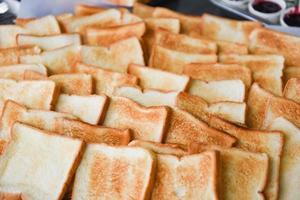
[0,2,299,200]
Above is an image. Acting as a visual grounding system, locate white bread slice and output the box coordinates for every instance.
[283,78,300,104]
[0,25,28,48]
[128,140,188,156]
[284,66,300,82]
[166,108,236,147]
[152,151,219,200]
[189,144,269,200]
[144,18,180,33]
[17,34,81,51]
[0,46,41,66]
[63,9,121,33]
[128,64,190,91]
[72,144,156,200]
[207,116,283,200]
[0,123,83,200]
[220,54,284,96]
[154,29,217,54]
[268,117,300,200]
[0,64,47,81]
[0,79,58,113]
[0,101,130,146]
[152,7,202,35]
[201,14,261,44]
[74,63,137,96]
[149,45,217,74]
[249,28,300,66]
[247,83,300,129]
[103,96,169,142]
[21,15,61,35]
[81,37,144,73]
[114,85,178,107]
[85,22,145,46]
[184,63,252,89]
[55,94,107,125]
[20,45,81,74]
[188,79,245,103]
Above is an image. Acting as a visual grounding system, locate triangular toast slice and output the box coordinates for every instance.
[151,151,219,200]
[268,117,300,200]
[20,45,81,74]
[81,37,144,73]
[0,122,83,200]
[220,54,284,96]
[103,96,169,142]
[189,144,268,200]
[149,45,217,74]
[283,78,300,104]
[55,94,107,125]
[0,46,41,66]
[72,144,156,200]
[0,64,47,81]
[17,33,81,51]
[128,64,189,91]
[74,63,138,96]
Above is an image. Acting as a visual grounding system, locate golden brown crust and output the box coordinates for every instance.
[133,2,155,19]
[283,78,300,104]
[74,4,107,16]
[0,46,41,66]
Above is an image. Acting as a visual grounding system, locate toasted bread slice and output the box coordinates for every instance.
[283,78,300,104]
[23,70,47,80]
[154,29,217,54]
[268,117,300,200]
[133,2,155,18]
[128,64,189,91]
[207,116,283,200]
[63,9,121,33]
[152,151,219,200]
[166,108,236,147]
[217,40,249,54]
[103,96,169,142]
[74,4,107,16]
[20,45,81,74]
[0,64,47,81]
[55,94,107,125]
[114,85,178,107]
[284,66,300,82]
[0,192,24,200]
[21,15,61,35]
[201,14,261,44]
[249,28,300,66]
[85,22,145,46]
[220,54,284,96]
[74,63,138,96]
[0,79,58,113]
[72,144,156,200]
[189,144,268,200]
[152,7,202,35]
[149,45,217,74]
[184,63,252,89]
[188,79,245,103]
[0,123,83,200]
[49,74,93,95]
[144,18,180,33]
[0,100,130,146]
[81,37,144,73]
[0,25,28,48]
[129,140,187,156]
[0,46,41,66]
[247,83,300,129]
[17,34,81,51]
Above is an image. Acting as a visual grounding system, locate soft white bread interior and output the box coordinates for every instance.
[0,64,47,81]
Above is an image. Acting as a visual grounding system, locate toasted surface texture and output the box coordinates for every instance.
[144,18,180,33]
[201,14,261,44]
[74,63,138,96]
[0,123,83,200]
[151,151,219,200]
[0,25,28,48]
[128,64,189,91]
[283,78,300,104]
[269,117,300,200]
[189,145,268,200]
[284,67,300,82]
[249,28,300,66]
[72,144,156,200]
[0,64,47,81]
[220,54,284,96]
[149,45,217,74]
[188,79,245,103]
[103,96,169,142]
[55,94,107,125]
[21,15,61,35]
[0,46,41,66]
[165,108,236,147]
[81,37,144,73]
